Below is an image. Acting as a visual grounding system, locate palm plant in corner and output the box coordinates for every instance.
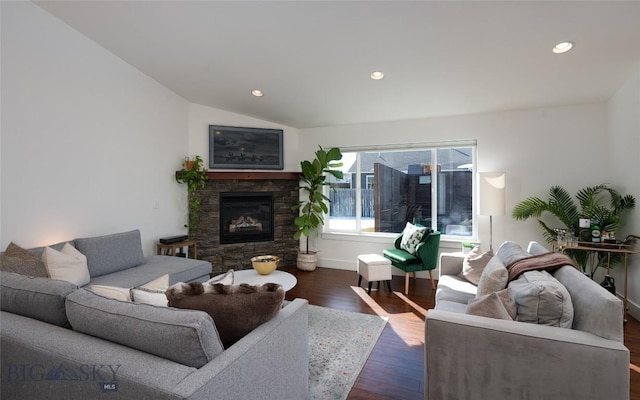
[292,146,343,271]
[176,155,208,240]
[512,184,635,278]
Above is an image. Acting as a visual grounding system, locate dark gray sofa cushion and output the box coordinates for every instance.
[75,230,146,278]
[0,271,78,327]
[66,288,224,368]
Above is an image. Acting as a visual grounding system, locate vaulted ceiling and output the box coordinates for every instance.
[35,1,640,129]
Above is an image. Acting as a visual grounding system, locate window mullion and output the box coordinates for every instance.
[355,152,362,231]
[431,149,438,231]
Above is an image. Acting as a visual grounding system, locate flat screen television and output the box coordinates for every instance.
[208,125,283,170]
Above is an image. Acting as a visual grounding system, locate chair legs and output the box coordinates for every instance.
[404,270,436,294]
[404,273,410,295]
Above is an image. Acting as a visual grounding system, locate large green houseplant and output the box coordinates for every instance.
[512,184,636,277]
[176,155,208,239]
[292,146,343,271]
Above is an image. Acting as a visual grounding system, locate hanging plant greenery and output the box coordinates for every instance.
[512,184,636,276]
[176,155,208,239]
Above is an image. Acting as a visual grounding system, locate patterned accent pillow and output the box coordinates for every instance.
[1,242,48,278]
[400,222,427,255]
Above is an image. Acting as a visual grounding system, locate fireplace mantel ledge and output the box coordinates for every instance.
[204,171,301,180]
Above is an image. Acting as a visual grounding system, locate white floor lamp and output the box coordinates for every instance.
[479,172,506,253]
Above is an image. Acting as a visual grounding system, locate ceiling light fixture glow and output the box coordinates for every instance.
[552,42,573,54]
[370,71,384,80]
[251,89,264,97]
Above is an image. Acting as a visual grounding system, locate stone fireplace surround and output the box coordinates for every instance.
[195,172,300,274]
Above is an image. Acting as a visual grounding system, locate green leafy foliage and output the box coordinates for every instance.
[513,184,636,276]
[292,146,343,254]
[176,155,208,239]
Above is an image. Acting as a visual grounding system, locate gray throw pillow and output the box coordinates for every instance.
[476,256,508,297]
[508,270,574,328]
[66,288,223,368]
[167,282,285,348]
[1,270,78,327]
[1,242,49,278]
[495,241,531,266]
[75,230,146,278]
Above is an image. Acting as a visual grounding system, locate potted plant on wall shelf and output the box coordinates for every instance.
[292,146,343,271]
[176,155,208,239]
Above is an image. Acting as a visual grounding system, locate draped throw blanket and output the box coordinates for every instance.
[506,252,575,282]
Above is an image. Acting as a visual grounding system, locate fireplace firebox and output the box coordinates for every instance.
[219,192,274,244]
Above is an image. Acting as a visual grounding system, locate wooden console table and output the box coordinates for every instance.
[558,242,638,322]
[156,239,197,259]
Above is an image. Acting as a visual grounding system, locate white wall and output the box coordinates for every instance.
[0,2,189,254]
[607,66,640,318]
[187,103,299,171]
[300,104,610,276]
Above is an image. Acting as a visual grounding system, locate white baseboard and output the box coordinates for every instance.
[623,296,640,321]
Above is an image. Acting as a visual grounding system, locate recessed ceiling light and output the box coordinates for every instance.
[251,89,264,97]
[552,42,573,54]
[370,71,384,80]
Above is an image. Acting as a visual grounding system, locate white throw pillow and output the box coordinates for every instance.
[88,285,132,302]
[476,256,508,297]
[205,269,234,285]
[140,274,170,291]
[508,270,574,328]
[400,222,427,255]
[130,288,168,306]
[130,274,170,306]
[42,243,90,286]
[461,246,493,285]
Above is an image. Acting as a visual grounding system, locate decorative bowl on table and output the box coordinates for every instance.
[251,255,280,275]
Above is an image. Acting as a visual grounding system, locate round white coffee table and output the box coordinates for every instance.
[233,269,297,291]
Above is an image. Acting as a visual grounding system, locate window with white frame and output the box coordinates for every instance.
[326,143,476,237]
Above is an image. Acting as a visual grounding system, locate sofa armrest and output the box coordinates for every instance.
[438,252,465,277]
[425,310,629,400]
[173,298,309,400]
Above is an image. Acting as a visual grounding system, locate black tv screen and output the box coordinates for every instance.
[208,125,283,170]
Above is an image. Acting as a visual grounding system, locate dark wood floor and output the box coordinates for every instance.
[281,265,640,400]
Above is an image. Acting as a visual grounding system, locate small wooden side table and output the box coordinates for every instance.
[156,239,197,259]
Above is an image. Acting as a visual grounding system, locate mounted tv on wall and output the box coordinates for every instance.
[208,125,284,170]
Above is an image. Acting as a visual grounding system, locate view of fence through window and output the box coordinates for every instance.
[326,146,474,236]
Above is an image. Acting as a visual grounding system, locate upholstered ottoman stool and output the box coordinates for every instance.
[357,254,392,294]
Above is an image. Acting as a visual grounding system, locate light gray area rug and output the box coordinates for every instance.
[308,304,388,400]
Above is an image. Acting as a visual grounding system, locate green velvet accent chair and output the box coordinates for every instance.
[383,231,441,294]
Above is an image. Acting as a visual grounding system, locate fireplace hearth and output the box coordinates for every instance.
[219,192,274,244]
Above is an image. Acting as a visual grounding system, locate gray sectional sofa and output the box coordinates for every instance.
[425,240,629,400]
[1,230,309,400]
